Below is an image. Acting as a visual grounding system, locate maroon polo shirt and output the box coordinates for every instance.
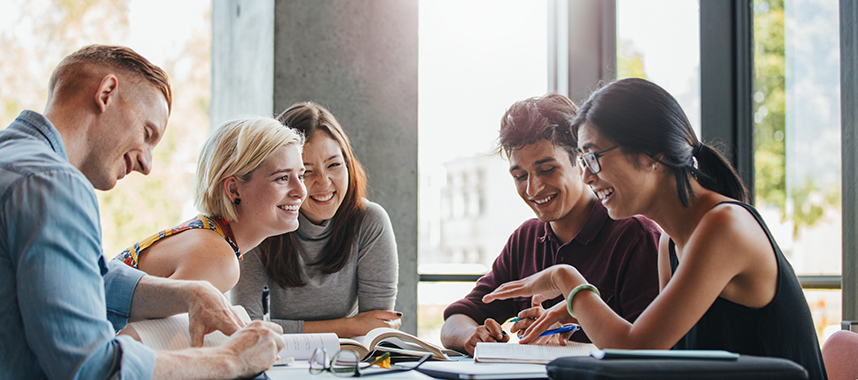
[443,202,661,342]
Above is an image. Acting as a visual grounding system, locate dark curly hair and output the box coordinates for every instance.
[496,92,580,163]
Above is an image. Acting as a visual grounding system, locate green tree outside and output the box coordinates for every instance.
[753,0,787,217]
[753,0,841,237]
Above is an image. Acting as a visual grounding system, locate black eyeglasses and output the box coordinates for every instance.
[309,347,432,377]
[577,145,620,174]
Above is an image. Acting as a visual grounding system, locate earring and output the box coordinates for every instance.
[652,164,658,171]
[234,198,241,205]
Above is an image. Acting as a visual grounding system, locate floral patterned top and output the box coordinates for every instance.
[115,214,241,269]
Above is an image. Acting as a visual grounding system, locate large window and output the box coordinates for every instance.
[753,0,842,338]
[417,0,548,342]
[9,0,848,346]
[616,0,701,136]
[0,0,211,256]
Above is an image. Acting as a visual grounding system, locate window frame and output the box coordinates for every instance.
[702,0,849,304]
[839,0,858,322]
[418,0,855,323]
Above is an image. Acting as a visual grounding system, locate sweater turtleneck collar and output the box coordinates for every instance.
[296,211,334,241]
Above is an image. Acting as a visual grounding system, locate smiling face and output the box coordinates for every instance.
[508,140,592,229]
[233,144,307,235]
[82,83,169,190]
[300,134,349,224]
[577,123,660,219]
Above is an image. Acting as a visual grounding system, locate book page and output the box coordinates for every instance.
[279,333,340,360]
[374,337,462,357]
[364,328,443,351]
[339,337,370,359]
[363,328,450,359]
[132,306,251,350]
[358,327,466,359]
[363,327,403,347]
[131,307,338,362]
[474,342,597,364]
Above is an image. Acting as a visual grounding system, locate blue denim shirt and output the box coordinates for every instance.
[0,111,155,379]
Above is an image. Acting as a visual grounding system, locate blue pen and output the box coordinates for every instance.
[537,325,580,337]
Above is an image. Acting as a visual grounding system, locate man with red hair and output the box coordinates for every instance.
[0,45,284,379]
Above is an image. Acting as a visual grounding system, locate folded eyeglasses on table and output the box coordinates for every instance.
[309,347,432,377]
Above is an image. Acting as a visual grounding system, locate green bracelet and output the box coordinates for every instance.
[566,284,600,319]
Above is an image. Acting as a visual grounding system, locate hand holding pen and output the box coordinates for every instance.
[507,301,548,337]
[507,316,536,338]
[516,301,578,345]
[509,317,580,336]
[483,318,509,342]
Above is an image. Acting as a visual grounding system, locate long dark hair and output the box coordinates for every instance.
[571,78,748,206]
[260,102,368,287]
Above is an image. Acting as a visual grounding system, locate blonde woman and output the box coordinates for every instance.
[232,103,400,337]
[114,116,306,293]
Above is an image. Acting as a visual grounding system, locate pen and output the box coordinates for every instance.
[262,285,270,322]
[508,316,536,323]
[537,324,580,337]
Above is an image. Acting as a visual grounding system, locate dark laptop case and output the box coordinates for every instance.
[546,355,808,380]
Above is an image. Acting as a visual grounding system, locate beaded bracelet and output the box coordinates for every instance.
[566,284,600,319]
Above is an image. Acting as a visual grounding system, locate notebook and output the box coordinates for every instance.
[474,342,597,364]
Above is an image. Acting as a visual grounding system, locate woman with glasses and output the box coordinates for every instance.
[484,78,827,380]
[232,102,400,337]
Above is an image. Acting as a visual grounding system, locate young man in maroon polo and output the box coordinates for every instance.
[440,93,661,355]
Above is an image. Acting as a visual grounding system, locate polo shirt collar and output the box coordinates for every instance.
[540,202,609,246]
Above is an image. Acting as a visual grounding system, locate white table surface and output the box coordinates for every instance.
[261,358,549,380]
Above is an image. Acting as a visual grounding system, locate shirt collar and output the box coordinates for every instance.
[539,202,609,246]
[11,110,68,162]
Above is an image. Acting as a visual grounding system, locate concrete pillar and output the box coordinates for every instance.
[212,0,419,334]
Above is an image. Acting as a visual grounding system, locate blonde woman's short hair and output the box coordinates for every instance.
[194,116,304,221]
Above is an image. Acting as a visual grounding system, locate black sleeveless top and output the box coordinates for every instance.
[669,201,827,380]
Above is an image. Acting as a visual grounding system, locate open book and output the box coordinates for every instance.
[341,327,463,360]
[474,342,598,364]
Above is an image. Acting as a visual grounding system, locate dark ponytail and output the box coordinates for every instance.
[571,78,748,206]
[691,143,749,203]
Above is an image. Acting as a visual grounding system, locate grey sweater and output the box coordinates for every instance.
[231,200,398,333]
